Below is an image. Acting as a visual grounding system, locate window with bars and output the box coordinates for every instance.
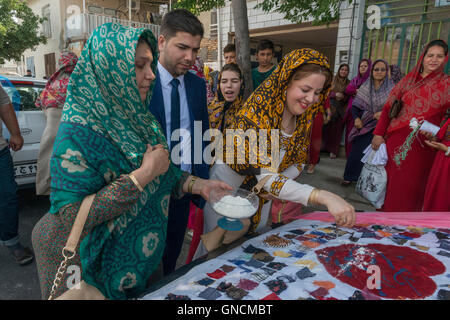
[361,0,450,74]
[210,9,218,39]
[42,5,52,38]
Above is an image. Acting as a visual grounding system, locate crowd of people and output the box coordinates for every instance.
[0,8,448,300]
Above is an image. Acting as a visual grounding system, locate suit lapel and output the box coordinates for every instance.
[184,73,196,123]
[149,74,167,138]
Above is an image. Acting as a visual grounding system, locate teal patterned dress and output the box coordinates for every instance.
[47,23,183,299]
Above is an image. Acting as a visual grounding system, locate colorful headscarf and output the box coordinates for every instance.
[49,23,182,299]
[208,63,244,131]
[354,59,372,88]
[35,52,78,109]
[386,40,449,134]
[331,63,350,94]
[389,64,404,84]
[225,48,332,176]
[348,59,395,142]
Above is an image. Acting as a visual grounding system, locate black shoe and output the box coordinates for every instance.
[11,247,34,266]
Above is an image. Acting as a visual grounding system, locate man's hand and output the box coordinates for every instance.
[9,134,24,151]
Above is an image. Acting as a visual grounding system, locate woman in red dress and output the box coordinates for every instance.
[422,114,450,211]
[322,64,350,159]
[344,59,371,157]
[371,40,449,212]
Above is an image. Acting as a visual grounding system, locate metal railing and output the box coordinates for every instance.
[361,0,450,74]
[66,13,160,40]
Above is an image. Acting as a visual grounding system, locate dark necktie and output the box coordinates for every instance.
[170,78,180,148]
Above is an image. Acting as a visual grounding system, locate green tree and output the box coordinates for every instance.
[0,0,47,64]
[175,0,349,96]
[176,0,349,25]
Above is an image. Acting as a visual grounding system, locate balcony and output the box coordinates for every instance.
[65,13,160,41]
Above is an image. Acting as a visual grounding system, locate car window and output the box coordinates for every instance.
[0,81,45,111]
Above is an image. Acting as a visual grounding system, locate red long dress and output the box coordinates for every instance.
[373,42,449,212]
[423,119,450,211]
[309,101,329,165]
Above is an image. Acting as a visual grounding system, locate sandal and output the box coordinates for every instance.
[306,165,315,174]
[11,247,34,266]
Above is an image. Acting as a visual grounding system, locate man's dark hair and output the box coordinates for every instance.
[160,9,204,40]
[223,43,236,54]
[256,39,274,54]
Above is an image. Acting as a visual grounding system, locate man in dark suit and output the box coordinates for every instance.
[148,9,210,275]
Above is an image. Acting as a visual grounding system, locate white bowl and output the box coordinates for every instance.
[209,187,259,219]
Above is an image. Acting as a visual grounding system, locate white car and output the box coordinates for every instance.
[0,76,47,188]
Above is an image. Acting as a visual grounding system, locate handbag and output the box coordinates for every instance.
[389,99,403,119]
[48,194,106,300]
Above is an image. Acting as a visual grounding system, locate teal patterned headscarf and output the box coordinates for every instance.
[50,23,182,299]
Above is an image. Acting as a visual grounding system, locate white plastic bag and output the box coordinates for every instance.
[356,149,387,209]
[360,143,388,165]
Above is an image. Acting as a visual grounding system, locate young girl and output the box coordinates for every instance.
[208,63,244,132]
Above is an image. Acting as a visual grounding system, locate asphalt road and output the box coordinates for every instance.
[0,153,374,300]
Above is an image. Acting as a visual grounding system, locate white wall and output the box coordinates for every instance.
[334,0,366,77]
[23,0,63,78]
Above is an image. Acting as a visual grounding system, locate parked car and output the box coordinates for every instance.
[0,76,47,188]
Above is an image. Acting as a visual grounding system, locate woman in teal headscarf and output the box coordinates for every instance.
[32,23,230,300]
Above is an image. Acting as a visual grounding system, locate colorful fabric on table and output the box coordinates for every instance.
[50,23,183,299]
[142,218,450,300]
[35,52,78,110]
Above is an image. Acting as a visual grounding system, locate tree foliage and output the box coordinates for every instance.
[0,0,47,64]
[174,0,351,25]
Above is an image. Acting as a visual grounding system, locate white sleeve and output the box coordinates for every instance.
[255,169,314,206]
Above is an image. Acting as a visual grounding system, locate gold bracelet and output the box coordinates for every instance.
[129,174,144,192]
[188,176,197,194]
[308,188,320,206]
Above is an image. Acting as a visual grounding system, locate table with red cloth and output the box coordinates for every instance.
[141,212,450,300]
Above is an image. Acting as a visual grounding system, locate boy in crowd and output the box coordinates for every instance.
[223,43,236,64]
[251,39,276,90]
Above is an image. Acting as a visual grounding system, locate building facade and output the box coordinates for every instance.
[216,0,339,74]
[3,0,163,78]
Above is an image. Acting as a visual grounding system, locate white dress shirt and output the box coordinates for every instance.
[157,62,192,173]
